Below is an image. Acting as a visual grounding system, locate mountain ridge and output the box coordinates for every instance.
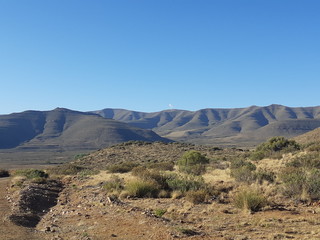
[0,108,170,150]
[94,104,320,146]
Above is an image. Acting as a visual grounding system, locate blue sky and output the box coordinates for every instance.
[0,0,319,114]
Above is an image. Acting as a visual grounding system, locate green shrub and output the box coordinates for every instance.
[234,188,267,212]
[132,167,170,190]
[102,175,124,193]
[306,169,320,200]
[230,159,257,183]
[279,167,306,198]
[166,174,206,193]
[31,177,48,184]
[230,159,256,171]
[0,169,10,177]
[49,164,86,175]
[256,136,300,152]
[250,151,266,161]
[230,166,256,183]
[125,180,159,198]
[251,137,301,160]
[287,153,320,169]
[178,151,209,166]
[255,169,275,184]
[178,151,209,175]
[107,162,138,173]
[154,208,167,217]
[185,189,209,204]
[14,169,48,179]
[147,162,174,171]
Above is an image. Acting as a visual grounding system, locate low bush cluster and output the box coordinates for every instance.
[287,152,320,169]
[107,162,138,173]
[102,175,124,193]
[250,137,301,160]
[178,151,209,175]
[280,167,320,201]
[14,169,48,179]
[49,164,86,175]
[123,166,212,203]
[233,188,267,212]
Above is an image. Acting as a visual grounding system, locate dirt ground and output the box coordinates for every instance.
[0,178,44,240]
[34,173,320,240]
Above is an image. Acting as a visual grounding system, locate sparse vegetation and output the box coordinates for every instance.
[279,167,307,199]
[233,188,267,212]
[287,152,320,169]
[185,189,209,204]
[178,150,209,175]
[251,136,301,160]
[230,159,257,183]
[107,162,138,173]
[102,175,124,193]
[166,173,207,193]
[125,179,160,198]
[154,208,167,217]
[14,169,48,179]
[49,164,86,175]
[146,161,174,171]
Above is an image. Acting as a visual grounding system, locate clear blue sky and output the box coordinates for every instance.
[0,0,319,114]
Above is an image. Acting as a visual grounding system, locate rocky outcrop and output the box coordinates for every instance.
[9,180,63,227]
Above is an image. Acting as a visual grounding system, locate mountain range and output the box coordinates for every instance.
[94,104,320,146]
[1,104,320,151]
[0,108,169,150]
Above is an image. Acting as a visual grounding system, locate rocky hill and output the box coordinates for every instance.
[94,105,320,146]
[0,108,169,151]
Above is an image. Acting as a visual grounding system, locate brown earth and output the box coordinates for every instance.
[0,178,44,240]
[33,173,320,240]
[4,142,320,240]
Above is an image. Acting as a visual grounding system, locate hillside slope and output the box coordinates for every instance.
[0,108,169,150]
[294,127,320,144]
[94,105,320,146]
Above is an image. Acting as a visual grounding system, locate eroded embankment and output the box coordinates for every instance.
[9,180,63,228]
[0,178,43,240]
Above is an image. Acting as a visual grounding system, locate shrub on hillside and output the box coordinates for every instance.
[185,189,210,204]
[279,167,306,199]
[251,137,301,160]
[154,208,167,217]
[255,168,276,184]
[49,164,86,175]
[102,175,124,193]
[131,167,170,190]
[230,159,257,183]
[306,169,320,200]
[107,162,138,173]
[14,169,48,179]
[125,179,159,198]
[230,167,256,183]
[146,162,174,171]
[287,152,320,169]
[233,188,267,212]
[178,151,209,175]
[166,173,207,193]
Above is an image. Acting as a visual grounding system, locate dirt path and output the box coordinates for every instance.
[0,178,42,240]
